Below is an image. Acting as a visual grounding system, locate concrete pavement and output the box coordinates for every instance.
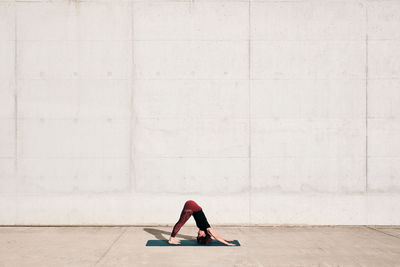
[0,226,399,267]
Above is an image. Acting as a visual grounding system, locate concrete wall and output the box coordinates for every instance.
[0,0,399,225]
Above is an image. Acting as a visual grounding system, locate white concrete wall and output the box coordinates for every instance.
[0,0,399,225]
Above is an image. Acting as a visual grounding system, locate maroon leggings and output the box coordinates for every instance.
[170,200,202,237]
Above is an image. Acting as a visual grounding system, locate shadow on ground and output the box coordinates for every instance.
[143,228,194,240]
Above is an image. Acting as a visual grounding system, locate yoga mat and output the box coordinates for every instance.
[146,240,241,247]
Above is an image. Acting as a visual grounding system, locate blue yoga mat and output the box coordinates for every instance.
[146,239,241,246]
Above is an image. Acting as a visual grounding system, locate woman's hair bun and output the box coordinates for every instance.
[197,233,212,245]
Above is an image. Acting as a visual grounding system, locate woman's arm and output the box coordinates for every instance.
[207,228,236,246]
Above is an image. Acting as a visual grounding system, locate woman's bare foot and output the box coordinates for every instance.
[168,236,181,245]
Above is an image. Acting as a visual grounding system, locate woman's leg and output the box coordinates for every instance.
[170,208,193,237]
[170,200,202,237]
[183,200,202,213]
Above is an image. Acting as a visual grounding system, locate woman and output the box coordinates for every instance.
[168,200,236,246]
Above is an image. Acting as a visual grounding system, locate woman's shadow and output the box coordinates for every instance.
[143,228,194,241]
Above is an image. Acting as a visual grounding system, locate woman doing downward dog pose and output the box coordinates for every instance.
[168,200,236,246]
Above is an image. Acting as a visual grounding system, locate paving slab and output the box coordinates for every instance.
[0,226,400,267]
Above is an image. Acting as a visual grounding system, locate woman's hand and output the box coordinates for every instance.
[219,238,236,246]
[168,236,181,245]
[207,228,236,246]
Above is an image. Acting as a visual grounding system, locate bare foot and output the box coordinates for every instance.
[168,237,181,245]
